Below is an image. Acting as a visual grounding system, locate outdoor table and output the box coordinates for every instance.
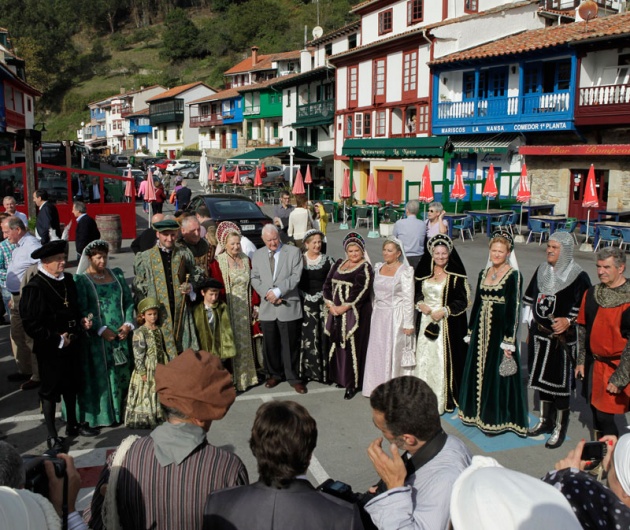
[529,215,567,235]
[467,209,514,237]
[597,208,630,222]
[593,221,630,248]
[509,203,556,216]
[443,213,467,239]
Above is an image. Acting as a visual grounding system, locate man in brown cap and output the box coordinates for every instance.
[84,349,248,530]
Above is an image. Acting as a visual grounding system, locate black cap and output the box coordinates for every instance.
[31,240,68,260]
[199,277,223,291]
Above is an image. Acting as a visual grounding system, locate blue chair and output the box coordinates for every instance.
[506,211,520,236]
[595,225,620,251]
[526,219,550,245]
[619,228,630,252]
[555,220,578,244]
[453,215,474,241]
[491,214,510,232]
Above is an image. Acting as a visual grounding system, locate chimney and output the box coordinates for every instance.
[251,46,259,66]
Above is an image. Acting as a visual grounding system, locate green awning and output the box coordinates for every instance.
[341,137,451,158]
[292,116,334,128]
[451,134,519,154]
[228,147,320,164]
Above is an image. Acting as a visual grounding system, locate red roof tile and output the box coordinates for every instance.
[431,12,630,65]
[224,49,302,75]
[188,87,242,105]
[146,82,209,102]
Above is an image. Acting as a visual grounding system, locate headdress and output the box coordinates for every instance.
[427,234,453,256]
[302,229,325,243]
[490,229,514,251]
[31,240,68,260]
[536,231,584,295]
[153,219,180,232]
[216,221,241,248]
[138,297,160,314]
[155,349,236,421]
[342,232,365,252]
[198,277,223,291]
[384,236,409,266]
[77,239,110,275]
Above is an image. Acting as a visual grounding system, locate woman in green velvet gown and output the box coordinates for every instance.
[458,232,528,437]
[73,240,134,427]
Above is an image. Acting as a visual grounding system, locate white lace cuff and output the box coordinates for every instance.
[464,335,471,344]
[501,341,516,352]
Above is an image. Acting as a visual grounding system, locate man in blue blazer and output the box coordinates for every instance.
[72,201,100,259]
[251,224,306,394]
[203,401,364,530]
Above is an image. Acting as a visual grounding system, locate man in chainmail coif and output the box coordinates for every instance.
[523,232,591,448]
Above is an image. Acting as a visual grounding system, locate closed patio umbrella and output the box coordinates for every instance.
[304,165,312,202]
[580,164,599,252]
[340,168,351,229]
[254,166,263,205]
[366,172,379,238]
[198,150,209,192]
[232,165,241,185]
[292,167,305,195]
[515,163,531,242]
[450,163,466,213]
[124,167,136,203]
[145,168,156,221]
[418,165,434,218]
[482,163,498,212]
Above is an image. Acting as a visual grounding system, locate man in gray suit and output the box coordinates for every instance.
[251,224,306,394]
[203,401,364,530]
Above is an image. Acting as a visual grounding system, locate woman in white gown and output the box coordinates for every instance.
[414,235,470,414]
[362,237,415,397]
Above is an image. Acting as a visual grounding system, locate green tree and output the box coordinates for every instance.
[161,7,200,62]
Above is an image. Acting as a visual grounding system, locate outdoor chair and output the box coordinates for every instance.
[554,220,579,244]
[506,211,520,236]
[453,215,474,241]
[355,206,370,228]
[526,219,550,245]
[619,228,630,252]
[595,225,620,251]
[321,201,336,223]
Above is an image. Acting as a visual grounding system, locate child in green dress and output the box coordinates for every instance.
[125,297,168,429]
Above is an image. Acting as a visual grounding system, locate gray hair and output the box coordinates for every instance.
[406,200,419,216]
[2,196,16,204]
[73,201,87,214]
[0,441,25,488]
[597,247,626,268]
[180,215,200,229]
[262,224,279,237]
[428,202,444,213]
[3,216,25,231]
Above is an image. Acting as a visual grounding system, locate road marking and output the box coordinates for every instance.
[0,412,60,425]
[308,454,330,485]
[0,389,22,404]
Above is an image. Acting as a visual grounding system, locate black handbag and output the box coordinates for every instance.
[424,321,440,341]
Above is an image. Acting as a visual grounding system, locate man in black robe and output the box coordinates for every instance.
[19,240,98,452]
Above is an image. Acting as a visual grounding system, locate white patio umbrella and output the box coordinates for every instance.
[198,150,209,192]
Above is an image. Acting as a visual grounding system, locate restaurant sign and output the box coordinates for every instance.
[434,121,575,135]
[519,145,630,156]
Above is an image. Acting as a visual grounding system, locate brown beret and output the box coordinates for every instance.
[155,349,236,421]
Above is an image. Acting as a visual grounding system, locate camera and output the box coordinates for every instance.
[581,441,607,462]
[23,454,67,498]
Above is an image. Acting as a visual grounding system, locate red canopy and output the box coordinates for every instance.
[232,166,241,185]
[482,163,498,198]
[145,169,156,202]
[219,165,228,183]
[418,165,434,204]
[516,164,531,203]
[340,168,351,199]
[450,163,466,200]
[124,167,136,199]
[582,164,599,208]
[366,173,378,205]
[253,166,263,187]
[304,165,312,184]
[292,168,305,195]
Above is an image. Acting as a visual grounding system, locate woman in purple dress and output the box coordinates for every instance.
[323,232,373,400]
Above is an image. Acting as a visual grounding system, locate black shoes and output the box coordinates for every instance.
[344,387,358,400]
[46,437,65,453]
[66,423,100,437]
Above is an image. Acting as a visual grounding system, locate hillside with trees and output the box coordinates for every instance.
[0,0,359,140]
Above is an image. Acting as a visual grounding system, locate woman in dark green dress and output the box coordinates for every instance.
[73,240,134,427]
[458,232,528,436]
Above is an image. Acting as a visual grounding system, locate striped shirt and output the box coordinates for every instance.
[117,435,248,530]
[0,239,16,287]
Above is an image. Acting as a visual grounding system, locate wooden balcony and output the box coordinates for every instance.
[190,114,224,128]
[5,109,25,130]
[575,83,630,126]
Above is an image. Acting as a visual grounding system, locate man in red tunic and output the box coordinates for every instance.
[576,247,630,439]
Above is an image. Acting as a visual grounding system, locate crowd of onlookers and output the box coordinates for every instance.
[1,191,630,528]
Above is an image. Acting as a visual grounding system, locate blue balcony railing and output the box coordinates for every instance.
[130,124,152,134]
[92,109,106,121]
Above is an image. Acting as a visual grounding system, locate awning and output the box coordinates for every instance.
[228,147,320,164]
[451,134,520,154]
[341,137,451,158]
[292,116,334,128]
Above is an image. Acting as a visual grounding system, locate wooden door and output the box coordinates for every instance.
[376,169,402,204]
[221,131,227,149]
[568,168,608,220]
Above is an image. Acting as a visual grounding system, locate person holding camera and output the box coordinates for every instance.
[0,441,87,529]
[203,400,363,530]
[542,435,630,528]
[19,240,99,453]
[364,376,471,530]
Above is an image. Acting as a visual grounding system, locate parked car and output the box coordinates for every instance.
[166,159,193,174]
[186,193,272,248]
[180,163,201,179]
[213,164,255,182]
[118,168,146,190]
[110,155,129,167]
[154,159,172,172]
[261,164,288,185]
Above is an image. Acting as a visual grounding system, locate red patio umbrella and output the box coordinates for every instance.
[253,166,263,205]
[515,163,531,238]
[582,164,599,247]
[219,165,228,183]
[145,168,156,220]
[482,163,498,211]
[304,165,312,201]
[366,172,379,237]
[124,167,136,203]
[292,167,305,195]
[260,162,267,180]
[450,163,466,213]
[418,165,434,218]
[232,165,241,185]
[340,168,351,228]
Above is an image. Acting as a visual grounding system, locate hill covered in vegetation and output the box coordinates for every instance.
[0,0,359,140]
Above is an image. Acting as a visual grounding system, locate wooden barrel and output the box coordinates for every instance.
[96,214,122,254]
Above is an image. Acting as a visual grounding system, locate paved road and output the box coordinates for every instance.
[0,175,625,511]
